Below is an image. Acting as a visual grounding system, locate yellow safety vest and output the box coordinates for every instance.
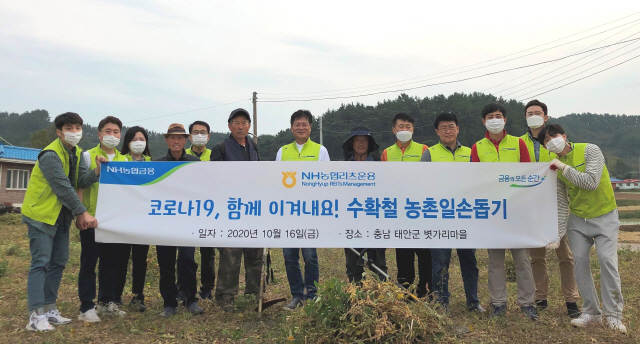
[280,140,322,161]
[83,145,128,217]
[475,135,521,162]
[429,143,471,162]
[185,147,211,161]
[520,133,555,163]
[385,141,425,162]
[558,143,616,219]
[22,138,82,225]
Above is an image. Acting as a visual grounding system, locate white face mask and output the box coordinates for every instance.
[526,115,544,129]
[545,136,566,154]
[191,134,208,147]
[101,135,120,149]
[63,131,82,146]
[395,131,412,143]
[485,119,505,134]
[129,141,146,155]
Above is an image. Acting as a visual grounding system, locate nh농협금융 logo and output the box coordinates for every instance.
[282,171,297,188]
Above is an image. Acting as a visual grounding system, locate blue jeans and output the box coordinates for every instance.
[431,248,479,308]
[283,248,319,299]
[27,223,70,312]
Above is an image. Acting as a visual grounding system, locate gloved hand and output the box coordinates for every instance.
[546,237,560,250]
[550,159,567,172]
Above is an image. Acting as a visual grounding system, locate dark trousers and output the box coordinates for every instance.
[78,228,119,312]
[431,249,480,307]
[199,247,216,293]
[344,248,387,283]
[157,245,198,308]
[114,243,150,303]
[215,248,263,300]
[396,248,432,298]
[178,247,215,295]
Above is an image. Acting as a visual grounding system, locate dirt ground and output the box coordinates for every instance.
[620,231,640,244]
[615,191,640,201]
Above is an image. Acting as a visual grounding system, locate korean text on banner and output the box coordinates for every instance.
[95,161,557,249]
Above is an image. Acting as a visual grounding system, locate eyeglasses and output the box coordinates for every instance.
[293,122,310,128]
[437,125,457,132]
[526,111,544,116]
[191,131,208,135]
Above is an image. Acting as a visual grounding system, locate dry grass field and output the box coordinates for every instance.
[0,212,638,343]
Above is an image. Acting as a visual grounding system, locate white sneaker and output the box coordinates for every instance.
[571,313,602,328]
[26,313,54,331]
[606,317,628,334]
[102,302,126,317]
[78,307,101,323]
[46,309,72,325]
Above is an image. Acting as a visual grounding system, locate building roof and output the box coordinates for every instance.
[611,178,640,184]
[0,142,41,162]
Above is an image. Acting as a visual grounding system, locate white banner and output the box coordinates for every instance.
[95,161,558,248]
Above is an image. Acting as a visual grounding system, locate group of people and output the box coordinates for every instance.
[22,101,626,336]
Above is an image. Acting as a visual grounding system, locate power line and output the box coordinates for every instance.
[127,99,250,124]
[260,12,640,99]
[506,35,640,99]
[483,20,640,94]
[518,53,640,101]
[258,38,640,103]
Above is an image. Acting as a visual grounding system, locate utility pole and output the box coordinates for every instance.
[252,92,258,144]
[319,116,323,146]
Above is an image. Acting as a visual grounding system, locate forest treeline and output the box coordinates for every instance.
[1,92,638,178]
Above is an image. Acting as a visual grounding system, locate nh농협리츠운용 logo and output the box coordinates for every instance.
[282,171,297,188]
[499,173,547,188]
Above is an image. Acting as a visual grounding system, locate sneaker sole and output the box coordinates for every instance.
[78,316,101,323]
[26,323,55,331]
[48,319,72,325]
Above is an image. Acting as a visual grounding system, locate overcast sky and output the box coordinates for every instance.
[1,1,639,135]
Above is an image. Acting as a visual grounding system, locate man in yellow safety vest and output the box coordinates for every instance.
[521,100,580,319]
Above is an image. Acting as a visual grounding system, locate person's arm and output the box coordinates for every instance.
[550,179,570,250]
[38,151,87,217]
[518,139,531,162]
[210,144,224,161]
[319,146,330,161]
[561,144,604,191]
[275,147,283,161]
[380,149,388,161]
[420,149,431,162]
[76,152,99,189]
[470,144,480,162]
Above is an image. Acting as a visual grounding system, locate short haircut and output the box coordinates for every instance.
[98,116,122,131]
[120,126,152,158]
[392,113,415,127]
[481,104,507,119]
[290,110,313,126]
[54,112,83,130]
[537,123,566,143]
[525,99,548,116]
[434,112,458,129]
[189,120,210,134]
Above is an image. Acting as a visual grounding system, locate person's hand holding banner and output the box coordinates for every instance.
[549,159,567,172]
[94,156,108,176]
